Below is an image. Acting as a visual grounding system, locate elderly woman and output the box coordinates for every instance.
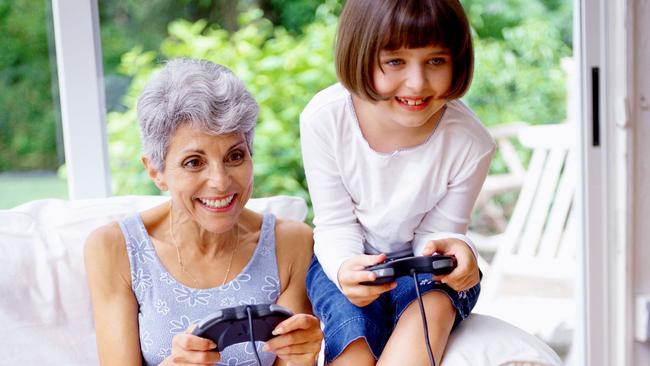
[85,58,321,366]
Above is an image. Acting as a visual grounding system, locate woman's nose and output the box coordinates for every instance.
[206,165,231,190]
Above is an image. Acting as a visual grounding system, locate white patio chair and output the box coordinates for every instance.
[471,123,577,354]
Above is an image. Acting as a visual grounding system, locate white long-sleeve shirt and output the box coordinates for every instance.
[300,83,496,288]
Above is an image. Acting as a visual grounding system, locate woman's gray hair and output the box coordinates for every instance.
[137,58,259,171]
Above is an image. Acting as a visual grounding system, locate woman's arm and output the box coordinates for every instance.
[84,223,143,365]
[268,220,322,366]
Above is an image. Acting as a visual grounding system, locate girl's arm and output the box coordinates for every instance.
[413,145,495,254]
[414,143,496,291]
[84,223,143,365]
[299,111,365,289]
[268,220,322,366]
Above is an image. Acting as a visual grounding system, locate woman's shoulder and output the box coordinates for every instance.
[84,220,132,286]
[274,218,314,257]
[85,220,126,257]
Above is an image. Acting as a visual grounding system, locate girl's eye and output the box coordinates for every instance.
[429,57,447,65]
[385,59,403,67]
[183,157,204,169]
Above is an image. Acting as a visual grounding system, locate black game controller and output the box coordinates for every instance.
[360,255,457,285]
[192,303,293,351]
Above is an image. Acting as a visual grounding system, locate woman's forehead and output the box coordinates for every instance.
[169,124,245,152]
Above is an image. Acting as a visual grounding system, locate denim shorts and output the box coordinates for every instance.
[306,256,480,363]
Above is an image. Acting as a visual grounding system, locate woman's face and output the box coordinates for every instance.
[150,123,253,233]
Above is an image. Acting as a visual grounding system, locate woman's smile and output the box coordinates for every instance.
[196,194,237,212]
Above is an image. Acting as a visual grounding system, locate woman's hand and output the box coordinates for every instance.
[337,254,397,307]
[263,313,323,366]
[160,325,221,365]
[422,238,480,291]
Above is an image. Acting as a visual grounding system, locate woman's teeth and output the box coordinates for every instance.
[198,195,234,208]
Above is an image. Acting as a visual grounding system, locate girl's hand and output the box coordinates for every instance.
[337,254,397,307]
[160,325,221,365]
[422,238,480,291]
[263,313,323,365]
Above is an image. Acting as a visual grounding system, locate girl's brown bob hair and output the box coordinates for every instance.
[335,0,474,101]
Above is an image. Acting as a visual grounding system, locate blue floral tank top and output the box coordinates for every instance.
[119,213,281,366]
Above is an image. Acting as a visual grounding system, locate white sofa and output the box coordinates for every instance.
[0,195,562,365]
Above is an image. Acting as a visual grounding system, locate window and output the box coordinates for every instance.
[0,1,67,208]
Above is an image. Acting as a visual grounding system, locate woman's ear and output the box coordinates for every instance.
[142,155,168,191]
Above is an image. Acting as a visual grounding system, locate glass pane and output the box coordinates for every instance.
[98,0,333,198]
[0,0,66,208]
[99,0,579,363]
[462,0,577,363]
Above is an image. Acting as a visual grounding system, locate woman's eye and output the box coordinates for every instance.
[227,150,246,164]
[183,158,203,168]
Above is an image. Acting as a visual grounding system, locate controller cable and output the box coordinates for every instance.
[411,269,436,366]
[245,305,263,366]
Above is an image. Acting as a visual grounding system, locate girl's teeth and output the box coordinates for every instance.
[397,97,426,106]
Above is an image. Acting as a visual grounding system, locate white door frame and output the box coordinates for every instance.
[576,0,633,365]
[51,0,111,199]
[49,0,636,363]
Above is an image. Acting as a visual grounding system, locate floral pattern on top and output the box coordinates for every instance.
[121,213,281,366]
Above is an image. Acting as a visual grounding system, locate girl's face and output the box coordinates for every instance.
[147,123,254,234]
[371,45,453,129]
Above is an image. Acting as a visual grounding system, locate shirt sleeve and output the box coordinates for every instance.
[413,142,496,257]
[300,110,364,290]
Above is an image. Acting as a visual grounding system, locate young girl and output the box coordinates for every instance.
[300,1,495,365]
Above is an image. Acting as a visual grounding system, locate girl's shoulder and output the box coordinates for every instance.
[301,83,350,120]
[441,100,496,151]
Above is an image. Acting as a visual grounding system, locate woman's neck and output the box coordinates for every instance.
[170,212,240,259]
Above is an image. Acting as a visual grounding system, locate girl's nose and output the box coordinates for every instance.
[206,165,231,191]
[404,65,427,91]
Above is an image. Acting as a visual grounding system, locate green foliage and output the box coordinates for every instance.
[107,0,572,197]
[1,0,572,204]
[0,1,61,172]
[460,0,571,177]
[108,2,340,198]
[466,17,571,127]
[260,0,330,34]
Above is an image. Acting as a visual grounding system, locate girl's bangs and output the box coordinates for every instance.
[380,3,448,51]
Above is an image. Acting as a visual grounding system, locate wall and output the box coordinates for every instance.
[634,0,650,364]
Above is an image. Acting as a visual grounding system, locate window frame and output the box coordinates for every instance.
[51,0,111,199]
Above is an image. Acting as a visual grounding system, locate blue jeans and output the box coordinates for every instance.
[306,256,480,363]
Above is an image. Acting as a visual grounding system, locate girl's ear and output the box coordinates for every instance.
[141,155,168,191]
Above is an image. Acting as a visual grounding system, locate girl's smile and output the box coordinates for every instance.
[394,96,432,111]
[372,45,452,129]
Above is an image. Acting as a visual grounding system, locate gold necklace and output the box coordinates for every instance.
[168,201,239,288]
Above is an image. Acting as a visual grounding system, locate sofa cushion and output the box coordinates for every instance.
[0,195,561,365]
[0,195,306,365]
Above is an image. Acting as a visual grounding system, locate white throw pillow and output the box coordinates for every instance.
[442,313,563,366]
